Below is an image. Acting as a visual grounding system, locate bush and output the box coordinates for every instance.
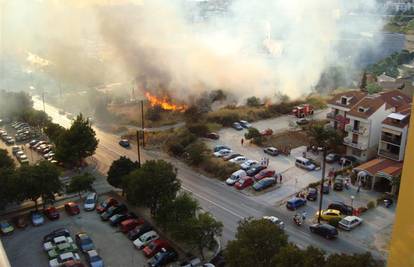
[187,123,209,137]
[201,157,239,180]
[244,128,261,140]
[328,217,341,227]
[185,141,208,166]
[308,181,321,188]
[206,109,241,126]
[366,201,376,210]
[246,96,261,107]
[165,129,197,156]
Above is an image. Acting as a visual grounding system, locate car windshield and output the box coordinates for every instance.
[82,237,93,245]
[85,199,95,204]
[90,255,101,262]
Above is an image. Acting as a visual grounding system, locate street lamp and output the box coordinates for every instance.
[317,147,327,224]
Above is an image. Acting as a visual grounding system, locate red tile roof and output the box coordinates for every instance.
[327,91,366,109]
[354,158,403,177]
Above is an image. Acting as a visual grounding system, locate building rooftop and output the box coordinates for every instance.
[354,158,403,177]
[382,106,411,129]
[327,90,366,109]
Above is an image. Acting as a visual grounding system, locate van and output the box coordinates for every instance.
[83,192,97,211]
[226,170,247,185]
[295,157,316,171]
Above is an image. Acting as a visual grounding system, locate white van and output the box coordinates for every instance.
[83,192,97,211]
[295,157,316,171]
[226,170,247,185]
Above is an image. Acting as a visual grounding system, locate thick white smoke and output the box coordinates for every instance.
[1,0,385,101]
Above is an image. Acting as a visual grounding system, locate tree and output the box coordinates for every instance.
[185,141,207,166]
[244,127,263,145]
[55,113,98,165]
[366,83,383,94]
[126,160,181,215]
[360,71,367,89]
[0,149,15,170]
[225,218,288,267]
[44,121,66,144]
[307,123,342,151]
[184,105,205,123]
[107,156,139,195]
[187,123,209,137]
[325,252,381,267]
[154,192,199,232]
[18,161,62,210]
[67,173,95,199]
[272,245,325,267]
[246,96,261,107]
[0,168,18,210]
[185,212,223,260]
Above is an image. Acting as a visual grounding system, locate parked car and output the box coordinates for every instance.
[229,156,247,164]
[75,232,95,252]
[240,160,259,170]
[85,249,104,267]
[263,216,284,229]
[286,197,307,210]
[263,147,279,156]
[49,252,81,267]
[48,242,79,260]
[239,120,251,128]
[338,216,363,231]
[62,260,84,267]
[223,153,242,161]
[252,177,276,191]
[148,248,178,267]
[232,122,243,131]
[306,187,318,201]
[295,157,316,171]
[101,204,127,221]
[328,202,353,216]
[205,132,219,140]
[315,209,342,221]
[226,170,246,185]
[43,228,71,243]
[0,221,14,235]
[32,140,47,149]
[234,176,254,190]
[325,153,340,163]
[246,165,267,177]
[322,184,330,194]
[133,230,159,249]
[260,128,273,136]
[29,139,39,147]
[12,145,20,155]
[296,118,309,125]
[96,197,118,213]
[83,192,97,211]
[65,202,80,215]
[109,213,131,227]
[333,178,344,191]
[143,239,171,258]
[254,169,275,181]
[127,223,153,240]
[213,145,231,152]
[6,137,15,145]
[13,215,28,228]
[339,155,358,167]
[44,235,74,251]
[30,211,45,226]
[44,206,60,220]
[120,218,145,233]
[213,149,232,157]
[119,139,130,148]
[309,223,338,239]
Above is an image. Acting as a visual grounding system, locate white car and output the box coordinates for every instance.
[15,151,25,158]
[83,192,97,211]
[213,149,232,158]
[49,252,80,267]
[44,235,74,251]
[338,216,363,231]
[240,160,259,170]
[229,156,247,164]
[263,216,285,229]
[133,230,159,249]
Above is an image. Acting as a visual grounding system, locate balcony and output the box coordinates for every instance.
[343,137,368,150]
[378,149,400,161]
[380,135,402,146]
[345,125,368,136]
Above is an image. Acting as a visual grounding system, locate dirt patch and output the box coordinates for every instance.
[262,130,310,149]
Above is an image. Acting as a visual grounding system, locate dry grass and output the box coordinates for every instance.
[262,130,310,149]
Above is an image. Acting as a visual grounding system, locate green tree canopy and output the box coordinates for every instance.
[107,156,139,194]
[366,83,383,95]
[126,160,181,215]
[325,252,381,267]
[246,96,261,107]
[307,123,343,151]
[44,121,66,144]
[0,149,15,170]
[184,141,208,166]
[67,173,95,199]
[55,113,98,165]
[225,218,288,267]
[0,168,18,210]
[273,245,325,267]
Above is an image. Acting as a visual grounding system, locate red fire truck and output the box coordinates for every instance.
[292,104,314,118]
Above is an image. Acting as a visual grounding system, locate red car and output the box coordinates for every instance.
[254,170,276,181]
[234,177,254,190]
[44,206,60,220]
[64,202,80,215]
[143,239,171,258]
[260,128,273,136]
[96,197,118,213]
[120,218,145,233]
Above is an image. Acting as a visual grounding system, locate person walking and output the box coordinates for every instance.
[241,138,244,146]
[279,174,282,183]
[357,180,362,193]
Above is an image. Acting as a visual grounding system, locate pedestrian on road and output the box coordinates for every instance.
[302,151,306,158]
[357,180,362,193]
[279,174,282,183]
[241,138,244,146]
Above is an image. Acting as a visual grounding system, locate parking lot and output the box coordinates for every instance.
[1,196,147,267]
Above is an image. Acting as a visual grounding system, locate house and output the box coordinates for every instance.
[343,90,411,162]
[326,90,366,131]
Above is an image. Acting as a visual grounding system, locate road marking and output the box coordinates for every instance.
[182,186,244,219]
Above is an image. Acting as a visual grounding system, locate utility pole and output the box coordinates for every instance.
[141,100,145,148]
[318,148,327,223]
[136,130,141,168]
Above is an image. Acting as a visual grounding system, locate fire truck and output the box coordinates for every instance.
[292,104,314,118]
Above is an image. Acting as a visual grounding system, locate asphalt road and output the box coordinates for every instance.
[32,97,382,259]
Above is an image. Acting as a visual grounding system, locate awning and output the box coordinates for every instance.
[353,158,403,178]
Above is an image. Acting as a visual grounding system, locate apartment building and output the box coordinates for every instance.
[343,90,411,162]
[378,106,411,161]
[326,91,366,131]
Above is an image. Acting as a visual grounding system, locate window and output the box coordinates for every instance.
[353,120,360,130]
[341,97,347,105]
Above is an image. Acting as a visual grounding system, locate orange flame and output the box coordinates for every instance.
[145,92,187,112]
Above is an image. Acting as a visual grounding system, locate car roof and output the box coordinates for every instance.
[343,216,359,221]
[87,250,98,257]
[324,209,341,214]
[60,252,75,260]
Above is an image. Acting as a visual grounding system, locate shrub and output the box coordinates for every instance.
[246,96,261,107]
[201,157,239,180]
[308,181,321,188]
[206,109,240,126]
[165,129,197,156]
[244,127,261,140]
[185,141,208,166]
[187,123,209,137]
[366,201,376,210]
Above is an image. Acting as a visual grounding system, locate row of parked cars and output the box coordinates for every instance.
[29,139,59,164]
[42,228,103,267]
